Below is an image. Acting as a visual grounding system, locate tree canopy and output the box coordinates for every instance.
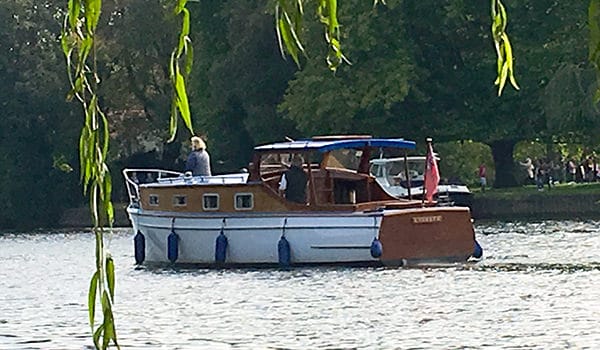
[1,0,599,229]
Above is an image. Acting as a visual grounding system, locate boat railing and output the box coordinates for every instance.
[122,168,183,204]
[123,168,251,205]
[156,173,250,185]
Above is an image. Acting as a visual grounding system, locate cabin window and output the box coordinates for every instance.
[234,193,254,210]
[149,194,159,206]
[173,195,187,207]
[203,193,219,211]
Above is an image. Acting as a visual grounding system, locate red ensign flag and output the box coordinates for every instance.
[424,143,440,203]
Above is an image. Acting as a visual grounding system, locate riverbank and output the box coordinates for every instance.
[59,203,131,228]
[471,193,600,220]
[59,183,600,228]
[470,182,600,221]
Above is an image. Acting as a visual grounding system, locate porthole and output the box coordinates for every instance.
[203,193,219,211]
[149,194,159,206]
[234,193,254,210]
[173,195,187,207]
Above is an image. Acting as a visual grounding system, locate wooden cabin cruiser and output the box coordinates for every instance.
[370,156,473,207]
[123,136,482,267]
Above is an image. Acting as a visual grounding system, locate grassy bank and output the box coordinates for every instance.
[470,182,600,220]
[472,182,600,199]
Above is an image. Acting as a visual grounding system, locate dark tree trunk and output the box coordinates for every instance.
[490,139,518,188]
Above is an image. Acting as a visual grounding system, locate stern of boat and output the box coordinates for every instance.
[377,206,477,265]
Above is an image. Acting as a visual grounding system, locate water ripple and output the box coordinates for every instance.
[1,223,600,349]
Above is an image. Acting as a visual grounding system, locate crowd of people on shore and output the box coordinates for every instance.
[519,155,599,191]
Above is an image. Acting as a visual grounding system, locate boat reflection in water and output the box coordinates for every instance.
[123,135,482,268]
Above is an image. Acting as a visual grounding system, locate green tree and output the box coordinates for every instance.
[189,1,298,172]
[0,0,82,229]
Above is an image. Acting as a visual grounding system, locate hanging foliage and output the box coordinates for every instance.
[491,0,519,96]
[168,0,195,142]
[275,0,349,72]
[60,0,118,348]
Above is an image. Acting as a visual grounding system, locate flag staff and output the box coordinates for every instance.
[404,149,411,200]
[421,138,432,207]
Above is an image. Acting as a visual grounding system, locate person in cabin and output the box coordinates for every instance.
[279,155,308,204]
[185,136,212,176]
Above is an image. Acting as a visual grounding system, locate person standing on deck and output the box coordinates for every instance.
[279,155,308,204]
[185,136,212,176]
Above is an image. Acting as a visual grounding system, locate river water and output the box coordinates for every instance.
[1,220,599,350]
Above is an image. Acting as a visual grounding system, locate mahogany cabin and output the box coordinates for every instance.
[138,136,428,214]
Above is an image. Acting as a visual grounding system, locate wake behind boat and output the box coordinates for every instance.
[123,135,482,267]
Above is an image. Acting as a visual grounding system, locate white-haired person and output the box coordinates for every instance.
[185,136,212,176]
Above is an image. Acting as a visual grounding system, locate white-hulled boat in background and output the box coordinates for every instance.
[123,135,482,267]
[370,156,473,207]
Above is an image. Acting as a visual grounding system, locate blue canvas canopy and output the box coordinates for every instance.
[254,137,416,153]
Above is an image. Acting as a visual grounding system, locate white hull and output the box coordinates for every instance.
[129,207,383,265]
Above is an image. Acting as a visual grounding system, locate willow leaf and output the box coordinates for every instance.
[502,34,519,90]
[175,72,193,132]
[106,256,115,300]
[94,229,102,265]
[84,151,93,189]
[492,14,502,38]
[60,33,73,58]
[284,11,305,53]
[79,127,87,179]
[92,324,104,350]
[327,0,338,35]
[100,110,109,160]
[90,186,99,224]
[101,293,112,350]
[275,7,285,57]
[317,1,328,25]
[498,62,509,96]
[77,36,93,74]
[174,0,187,15]
[503,33,513,65]
[106,201,114,226]
[278,17,300,66]
[184,39,193,76]
[88,271,99,331]
[490,0,518,95]
[168,96,178,143]
[498,1,507,33]
[293,0,304,35]
[85,0,102,34]
[74,76,84,96]
[177,9,190,56]
[103,174,113,225]
[509,70,519,90]
[68,0,81,30]
[87,96,97,128]
[169,51,176,80]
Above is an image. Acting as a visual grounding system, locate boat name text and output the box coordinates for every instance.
[412,215,443,224]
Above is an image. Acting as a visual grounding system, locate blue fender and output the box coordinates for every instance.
[134,231,145,265]
[370,238,383,258]
[278,236,291,267]
[472,240,483,259]
[167,231,179,263]
[215,232,228,263]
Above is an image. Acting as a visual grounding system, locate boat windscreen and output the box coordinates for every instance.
[259,152,322,177]
[324,149,363,171]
